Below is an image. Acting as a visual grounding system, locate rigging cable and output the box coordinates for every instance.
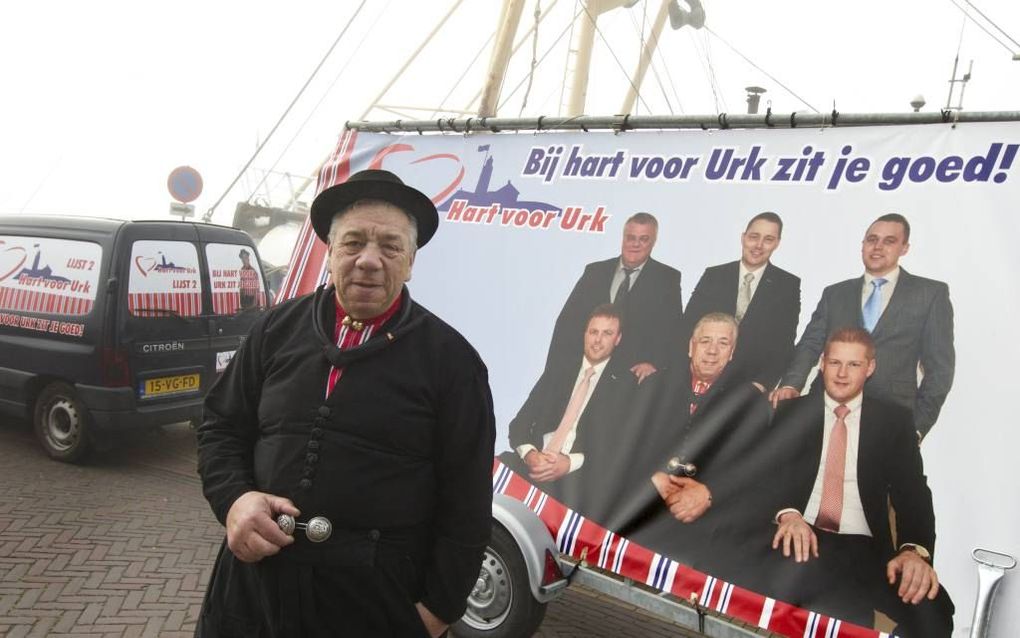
[462,0,561,114]
[946,13,968,109]
[701,30,728,113]
[248,0,392,203]
[433,31,495,118]
[625,6,675,115]
[204,0,369,222]
[576,2,655,115]
[963,0,1020,49]
[651,14,686,114]
[703,25,820,114]
[498,4,585,112]
[948,0,1016,54]
[689,30,721,114]
[519,1,544,116]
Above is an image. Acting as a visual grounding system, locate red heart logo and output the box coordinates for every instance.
[0,244,27,282]
[368,144,465,204]
[134,256,156,277]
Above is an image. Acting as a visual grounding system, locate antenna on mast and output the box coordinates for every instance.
[945,58,974,111]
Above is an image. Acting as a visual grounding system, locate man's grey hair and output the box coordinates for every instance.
[691,311,739,344]
[326,198,418,251]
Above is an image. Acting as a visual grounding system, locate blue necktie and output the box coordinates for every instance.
[862,278,888,332]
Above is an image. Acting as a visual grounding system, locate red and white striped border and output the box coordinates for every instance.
[490,459,884,638]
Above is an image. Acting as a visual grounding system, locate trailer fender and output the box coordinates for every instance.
[491,493,566,603]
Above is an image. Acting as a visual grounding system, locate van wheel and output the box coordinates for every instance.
[34,382,92,463]
[452,523,547,638]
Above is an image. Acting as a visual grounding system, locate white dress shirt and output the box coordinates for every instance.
[516,356,610,472]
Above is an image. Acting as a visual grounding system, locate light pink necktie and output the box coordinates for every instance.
[545,366,596,454]
[816,404,851,532]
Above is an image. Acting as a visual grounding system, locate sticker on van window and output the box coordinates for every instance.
[206,244,267,315]
[0,236,102,318]
[216,350,236,373]
[128,241,202,317]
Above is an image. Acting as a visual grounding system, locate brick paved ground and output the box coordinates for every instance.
[0,418,703,637]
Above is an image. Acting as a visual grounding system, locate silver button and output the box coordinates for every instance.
[276,513,333,543]
[277,514,296,535]
[666,457,697,477]
[305,516,332,543]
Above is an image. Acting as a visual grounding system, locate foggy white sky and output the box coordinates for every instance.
[1,0,1017,226]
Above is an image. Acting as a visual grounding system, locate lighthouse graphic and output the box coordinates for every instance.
[18,245,70,283]
[440,145,558,212]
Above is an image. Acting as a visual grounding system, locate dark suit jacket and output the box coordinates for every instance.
[506,356,636,517]
[770,394,937,560]
[760,394,954,636]
[683,260,800,389]
[780,268,954,436]
[605,365,773,568]
[545,256,683,372]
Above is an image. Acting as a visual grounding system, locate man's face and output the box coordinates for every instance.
[620,221,656,268]
[740,219,781,269]
[861,220,909,276]
[328,201,415,319]
[688,320,736,384]
[821,341,876,403]
[583,315,622,364]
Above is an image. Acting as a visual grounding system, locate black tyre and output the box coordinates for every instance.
[33,381,93,463]
[453,523,547,638]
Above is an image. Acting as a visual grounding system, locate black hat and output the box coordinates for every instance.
[310,169,439,248]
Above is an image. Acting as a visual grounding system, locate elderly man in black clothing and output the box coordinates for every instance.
[195,169,496,638]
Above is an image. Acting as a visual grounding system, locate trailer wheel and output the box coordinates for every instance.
[34,382,93,463]
[453,523,547,638]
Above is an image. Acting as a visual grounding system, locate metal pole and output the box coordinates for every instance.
[478,0,527,117]
[946,52,961,110]
[463,0,560,114]
[566,3,599,117]
[619,0,670,115]
[346,110,1020,133]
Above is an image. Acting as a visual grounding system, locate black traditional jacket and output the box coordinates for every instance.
[196,286,495,634]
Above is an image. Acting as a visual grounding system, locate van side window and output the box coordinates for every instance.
[128,241,203,317]
[0,235,102,317]
[205,243,267,314]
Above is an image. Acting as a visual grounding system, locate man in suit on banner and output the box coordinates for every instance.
[771,213,954,439]
[545,212,683,383]
[767,327,953,637]
[606,313,772,573]
[505,304,636,516]
[683,211,800,391]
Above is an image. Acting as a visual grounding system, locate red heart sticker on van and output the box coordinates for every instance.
[0,244,27,282]
[134,256,156,277]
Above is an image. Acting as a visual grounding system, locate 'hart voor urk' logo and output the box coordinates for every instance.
[134,253,195,277]
[0,243,70,284]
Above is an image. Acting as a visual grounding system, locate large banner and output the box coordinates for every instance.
[282,123,1020,637]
